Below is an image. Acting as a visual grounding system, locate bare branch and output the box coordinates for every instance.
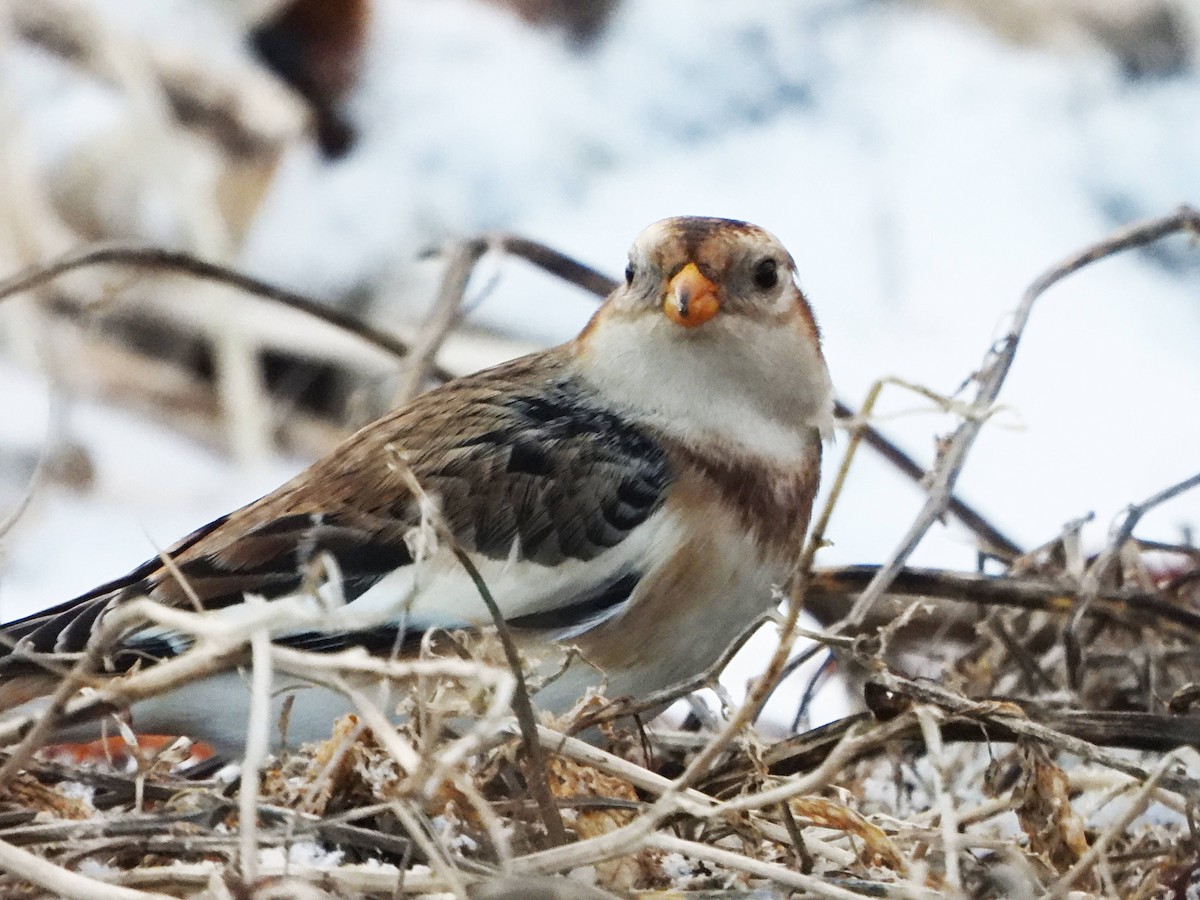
[843,204,1200,627]
[1065,469,1200,686]
[395,239,489,403]
[0,833,174,900]
[0,243,431,373]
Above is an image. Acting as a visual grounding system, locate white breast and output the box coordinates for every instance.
[577,314,833,461]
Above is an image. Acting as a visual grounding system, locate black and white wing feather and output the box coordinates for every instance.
[0,352,672,674]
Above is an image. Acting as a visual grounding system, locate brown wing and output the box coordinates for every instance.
[1,351,672,664]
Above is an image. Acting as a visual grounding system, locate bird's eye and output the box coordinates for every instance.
[753,258,778,290]
[624,261,635,285]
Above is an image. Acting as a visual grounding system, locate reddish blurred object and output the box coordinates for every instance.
[250,0,372,160]
[486,0,622,44]
[37,733,216,774]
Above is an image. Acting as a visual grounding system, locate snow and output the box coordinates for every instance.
[1,0,1198,728]
[0,359,302,617]
[258,841,345,870]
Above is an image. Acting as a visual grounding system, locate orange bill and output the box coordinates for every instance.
[664,262,719,327]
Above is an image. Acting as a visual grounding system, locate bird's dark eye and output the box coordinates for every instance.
[753,258,778,290]
[624,261,635,285]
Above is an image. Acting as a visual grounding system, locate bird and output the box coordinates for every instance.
[0,216,833,753]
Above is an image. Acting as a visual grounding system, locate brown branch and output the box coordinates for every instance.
[0,755,190,810]
[807,564,1200,636]
[706,693,1200,797]
[496,235,620,298]
[0,242,441,376]
[871,672,1200,795]
[0,809,218,848]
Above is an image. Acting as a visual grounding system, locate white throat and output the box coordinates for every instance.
[578,314,833,460]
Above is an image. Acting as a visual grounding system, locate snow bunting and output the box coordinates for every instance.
[0,216,833,750]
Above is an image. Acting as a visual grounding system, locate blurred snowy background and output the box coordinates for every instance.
[1,0,1198,728]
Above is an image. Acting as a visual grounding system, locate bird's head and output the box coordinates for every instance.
[575,217,833,456]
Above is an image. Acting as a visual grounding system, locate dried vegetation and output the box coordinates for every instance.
[2,5,1200,897]
[0,209,1198,899]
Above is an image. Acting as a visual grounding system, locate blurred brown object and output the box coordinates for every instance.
[925,0,1198,76]
[3,0,312,465]
[8,0,307,251]
[484,0,623,44]
[250,0,372,159]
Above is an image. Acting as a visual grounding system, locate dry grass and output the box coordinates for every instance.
[1,210,1199,898]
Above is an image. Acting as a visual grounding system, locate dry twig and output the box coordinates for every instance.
[842,204,1200,628]
[3,211,1199,898]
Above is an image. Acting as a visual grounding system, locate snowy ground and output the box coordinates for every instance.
[1,0,1198,730]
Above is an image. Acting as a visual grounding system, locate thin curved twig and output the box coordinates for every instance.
[832,398,1021,560]
[842,203,1200,628]
[381,450,566,847]
[1065,470,1200,686]
[0,242,440,374]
